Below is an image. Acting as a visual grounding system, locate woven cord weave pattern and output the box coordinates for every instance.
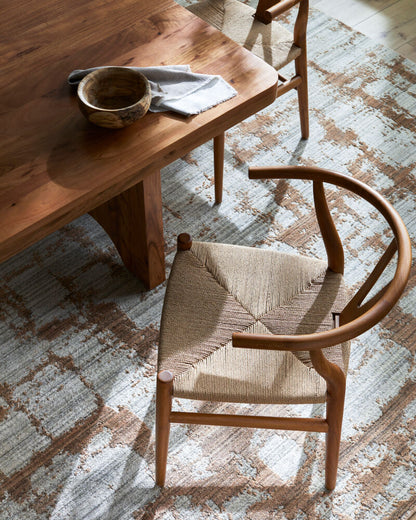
[158,241,350,404]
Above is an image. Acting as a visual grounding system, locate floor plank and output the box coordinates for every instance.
[313,0,416,62]
[396,39,416,62]
[313,0,397,27]
[355,0,416,51]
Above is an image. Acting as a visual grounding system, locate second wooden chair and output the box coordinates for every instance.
[187,0,310,202]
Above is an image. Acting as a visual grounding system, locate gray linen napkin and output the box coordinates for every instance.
[68,65,237,116]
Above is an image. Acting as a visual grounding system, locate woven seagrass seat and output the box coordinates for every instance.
[187,0,302,70]
[159,242,350,405]
[186,0,309,203]
[155,166,411,491]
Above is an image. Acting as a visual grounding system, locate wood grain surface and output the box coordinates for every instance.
[0,0,278,287]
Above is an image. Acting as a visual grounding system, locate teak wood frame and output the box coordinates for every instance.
[213,0,309,203]
[155,166,411,491]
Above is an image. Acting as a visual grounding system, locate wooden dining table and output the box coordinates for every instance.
[0,0,278,289]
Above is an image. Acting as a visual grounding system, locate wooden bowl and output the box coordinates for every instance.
[77,67,151,129]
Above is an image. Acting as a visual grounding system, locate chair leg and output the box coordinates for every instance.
[156,370,174,486]
[213,132,225,204]
[325,376,346,491]
[295,53,309,139]
[309,349,346,491]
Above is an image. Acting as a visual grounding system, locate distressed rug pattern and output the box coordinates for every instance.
[1,6,416,520]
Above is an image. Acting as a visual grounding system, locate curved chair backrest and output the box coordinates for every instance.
[233,166,412,352]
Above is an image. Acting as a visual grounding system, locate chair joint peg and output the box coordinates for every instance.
[158,370,174,383]
[177,233,192,251]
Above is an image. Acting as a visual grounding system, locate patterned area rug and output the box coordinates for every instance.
[1,6,415,520]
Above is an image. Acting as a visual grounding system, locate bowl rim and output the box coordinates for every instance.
[77,66,151,112]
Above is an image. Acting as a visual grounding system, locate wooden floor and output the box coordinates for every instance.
[312,0,416,62]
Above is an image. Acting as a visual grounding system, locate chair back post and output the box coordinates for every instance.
[293,0,309,136]
[313,180,344,274]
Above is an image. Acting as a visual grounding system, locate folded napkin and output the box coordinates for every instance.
[68,65,237,116]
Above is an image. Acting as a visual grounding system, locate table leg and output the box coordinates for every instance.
[89,170,165,289]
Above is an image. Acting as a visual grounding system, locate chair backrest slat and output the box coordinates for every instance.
[313,180,344,274]
[340,239,397,324]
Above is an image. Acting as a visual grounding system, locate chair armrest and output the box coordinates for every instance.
[232,326,352,352]
[266,0,302,22]
[256,0,303,24]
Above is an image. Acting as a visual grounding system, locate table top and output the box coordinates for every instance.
[0,0,278,264]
